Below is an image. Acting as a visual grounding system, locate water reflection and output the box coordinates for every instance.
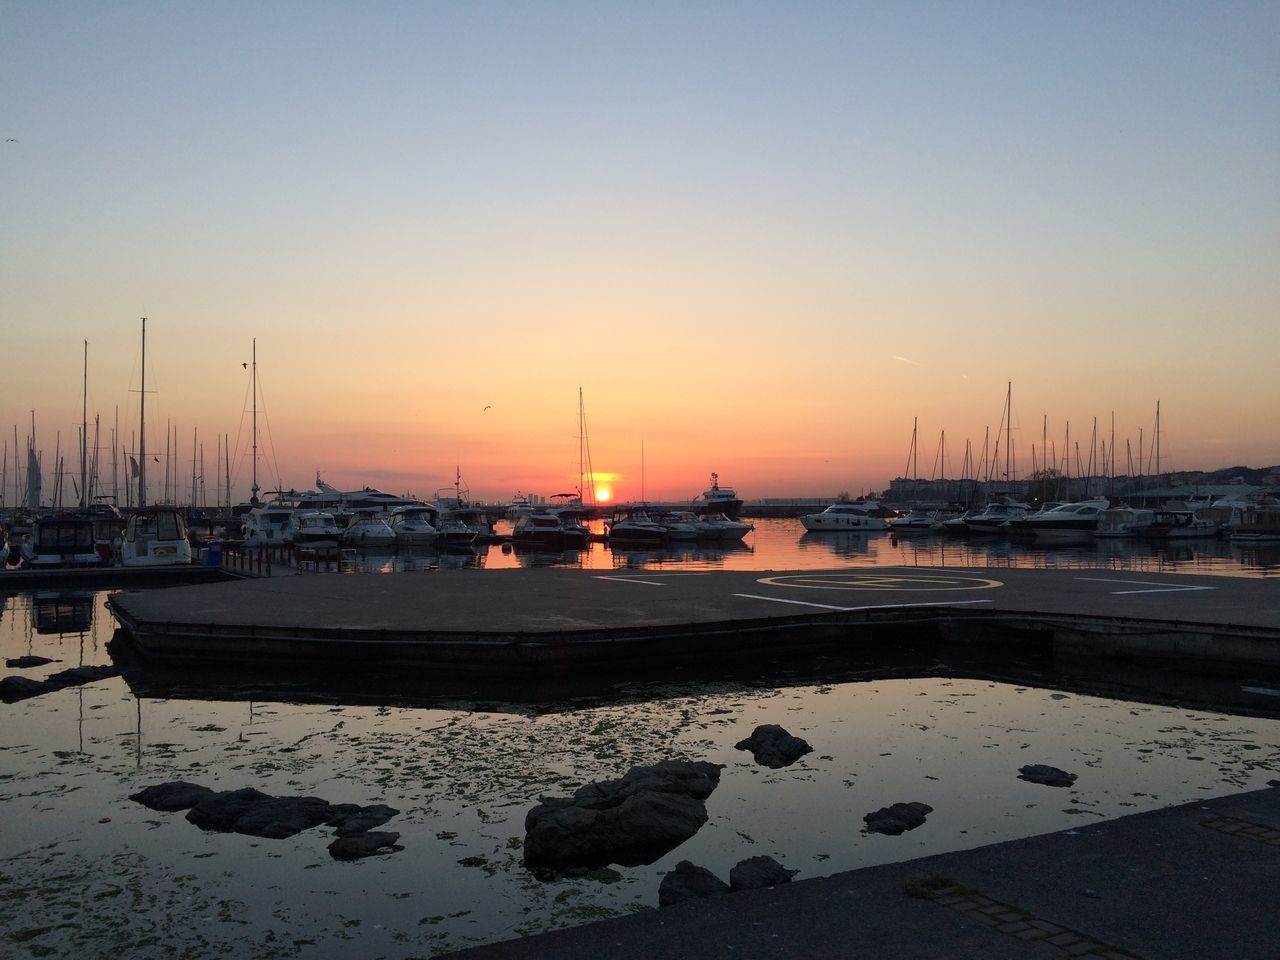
[4,589,1280,958]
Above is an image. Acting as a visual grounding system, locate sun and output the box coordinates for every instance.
[595,486,611,503]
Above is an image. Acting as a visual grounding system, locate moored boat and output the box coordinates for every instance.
[1009,498,1110,540]
[121,506,193,566]
[800,500,889,532]
[388,505,440,544]
[693,473,743,519]
[27,516,103,568]
[340,514,396,545]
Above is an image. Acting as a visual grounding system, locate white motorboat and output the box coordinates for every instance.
[607,509,669,543]
[435,517,479,546]
[1141,502,1219,540]
[1230,507,1280,542]
[1095,506,1156,538]
[887,509,945,533]
[289,510,341,546]
[655,511,701,541]
[388,505,440,544]
[340,514,396,545]
[121,506,193,566]
[27,516,103,568]
[800,501,889,532]
[962,499,1032,535]
[243,504,295,545]
[512,512,589,548]
[505,493,536,521]
[1009,498,1110,540]
[696,512,753,541]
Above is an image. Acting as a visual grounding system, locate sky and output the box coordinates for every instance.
[3,1,1278,506]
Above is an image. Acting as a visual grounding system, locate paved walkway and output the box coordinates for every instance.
[443,785,1280,960]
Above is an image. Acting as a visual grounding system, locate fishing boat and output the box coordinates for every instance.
[800,500,889,532]
[120,506,193,566]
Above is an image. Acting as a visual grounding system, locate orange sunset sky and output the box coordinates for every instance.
[3,3,1277,505]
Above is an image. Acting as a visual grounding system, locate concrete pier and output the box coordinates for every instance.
[440,784,1280,960]
[107,567,1280,675]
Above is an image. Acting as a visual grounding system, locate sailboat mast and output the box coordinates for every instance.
[80,339,88,508]
[1004,381,1012,483]
[139,317,147,507]
[251,339,259,504]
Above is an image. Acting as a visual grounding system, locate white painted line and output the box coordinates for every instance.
[592,576,668,586]
[1076,577,1216,595]
[1241,686,1280,698]
[732,594,994,613]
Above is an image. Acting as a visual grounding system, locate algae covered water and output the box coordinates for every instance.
[3,589,1280,958]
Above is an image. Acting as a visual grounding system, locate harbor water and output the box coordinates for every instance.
[2,522,1278,957]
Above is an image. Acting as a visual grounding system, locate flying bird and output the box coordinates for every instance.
[242,362,248,369]
[4,139,16,143]
[483,405,491,411]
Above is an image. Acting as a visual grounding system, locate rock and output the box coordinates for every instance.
[729,855,798,891]
[185,787,276,832]
[328,831,402,860]
[658,860,731,906]
[863,802,933,836]
[228,796,334,839]
[130,781,216,812]
[5,656,55,668]
[47,664,119,685]
[327,803,400,836]
[1018,764,1078,788]
[734,724,813,769]
[524,760,723,870]
[0,675,50,702]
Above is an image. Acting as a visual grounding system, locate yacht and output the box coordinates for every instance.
[27,516,103,568]
[1141,502,1219,540]
[607,508,669,543]
[243,504,295,545]
[506,493,536,521]
[962,499,1032,535]
[696,512,753,541]
[887,509,946,533]
[121,506,193,566]
[800,500,889,532]
[694,473,743,518]
[512,511,589,549]
[1095,505,1156,538]
[387,504,440,544]
[340,514,396,545]
[655,511,701,540]
[1009,498,1110,540]
[294,475,428,517]
[434,517,479,547]
[288,510,341,547]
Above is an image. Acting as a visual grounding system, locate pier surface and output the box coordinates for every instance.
[107,566,1280,673]
[441,784,1280,960]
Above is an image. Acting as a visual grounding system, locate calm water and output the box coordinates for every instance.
[3,580,1280,958]
[343,517,1280,577]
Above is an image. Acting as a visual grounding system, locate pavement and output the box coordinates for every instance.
[441,784,1280,960]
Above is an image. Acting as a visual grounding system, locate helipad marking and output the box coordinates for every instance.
[734,594,994,612]
[757,572,1003,592]
[1076,577,1216,595]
